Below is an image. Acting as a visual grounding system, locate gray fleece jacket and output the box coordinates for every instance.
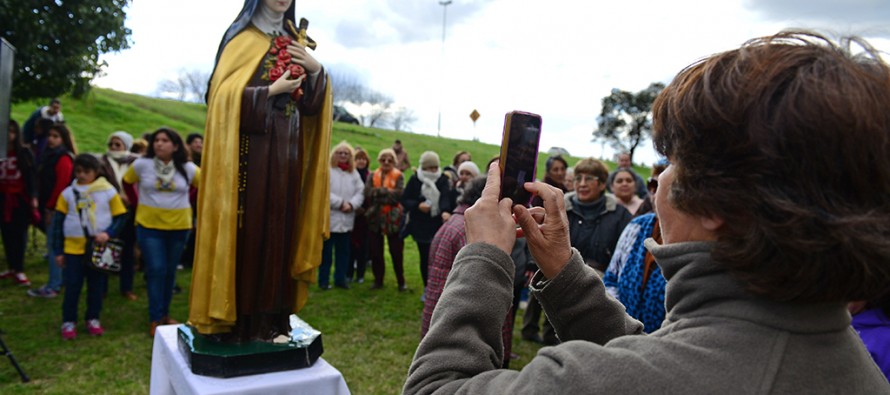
[404,240,890,394]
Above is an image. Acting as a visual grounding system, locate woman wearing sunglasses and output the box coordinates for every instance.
[100,131,140,301]
[364,148,406,291]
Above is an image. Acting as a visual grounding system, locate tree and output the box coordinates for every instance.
[388,107,417,132]
[156,69,210,103]
[593,82,665,163]
[328,68,398,128]
[362,91,393,128]
[329,69,365,105]
[1,0,132,101]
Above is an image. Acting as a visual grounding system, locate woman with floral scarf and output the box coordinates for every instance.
[364,148,406,291]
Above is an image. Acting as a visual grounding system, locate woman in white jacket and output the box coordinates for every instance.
[319,141,365,290]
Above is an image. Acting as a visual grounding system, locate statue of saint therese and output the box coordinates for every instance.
[188,0,332,341]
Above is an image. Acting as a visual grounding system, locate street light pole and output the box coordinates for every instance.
[437,0,452,138]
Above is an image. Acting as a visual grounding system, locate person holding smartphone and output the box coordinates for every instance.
[404,31,890,394]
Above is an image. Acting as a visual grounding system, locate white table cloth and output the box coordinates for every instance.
[150,325,350,395]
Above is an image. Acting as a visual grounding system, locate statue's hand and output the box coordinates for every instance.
[268,69,305,96]
[288,43,321,75]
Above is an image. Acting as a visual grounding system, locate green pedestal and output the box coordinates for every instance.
[177,324,323,378]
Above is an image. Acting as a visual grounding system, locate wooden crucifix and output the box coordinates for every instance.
[288,18,317,50]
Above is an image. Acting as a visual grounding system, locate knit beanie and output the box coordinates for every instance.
[108,131,134,151]
[420,151,440,169]
[457,161,480,177]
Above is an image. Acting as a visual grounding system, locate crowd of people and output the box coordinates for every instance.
[3,32,889,390]
[319,136,716,362]
[1,98,205,338]
[404,31,890,393]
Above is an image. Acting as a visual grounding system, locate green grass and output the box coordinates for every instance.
[1,88,647,394]
[0,231,545,394]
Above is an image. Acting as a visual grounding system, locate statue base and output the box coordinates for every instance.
[177,321,323,378]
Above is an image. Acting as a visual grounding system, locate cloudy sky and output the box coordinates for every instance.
[93,0,890,165]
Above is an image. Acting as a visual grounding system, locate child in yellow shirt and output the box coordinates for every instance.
[52,154,127,340]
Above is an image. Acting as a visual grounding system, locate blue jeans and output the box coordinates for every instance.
[319,232,351,288]
[62,254,106,323]
[137,226,189,322]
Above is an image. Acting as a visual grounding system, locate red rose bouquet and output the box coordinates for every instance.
[263,35,305,101]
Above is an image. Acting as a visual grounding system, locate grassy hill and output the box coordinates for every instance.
[1,89,648,394]
[11,88,646,179]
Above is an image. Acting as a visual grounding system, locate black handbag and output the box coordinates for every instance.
[73,189,122,274]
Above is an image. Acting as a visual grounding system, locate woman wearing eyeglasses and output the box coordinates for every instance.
[364,148,406,291]
[564,158,632,275]
[319,141,364,290]
[100,131,140,301]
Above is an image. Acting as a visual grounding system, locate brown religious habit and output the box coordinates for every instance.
[232,62,327,342]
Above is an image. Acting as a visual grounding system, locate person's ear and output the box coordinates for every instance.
[700,215,724,232]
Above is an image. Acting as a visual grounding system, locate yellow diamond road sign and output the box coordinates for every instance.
[470,109,480,122]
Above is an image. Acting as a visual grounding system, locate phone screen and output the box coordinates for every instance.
[499,111,542,206]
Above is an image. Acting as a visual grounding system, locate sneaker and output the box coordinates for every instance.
[0,270,13,279]
[86,319,104,336]
[61,322,77,340]
[27,287,59,298]
[14,273,30,286]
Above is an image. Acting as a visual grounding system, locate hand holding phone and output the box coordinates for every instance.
[499,111,542,207]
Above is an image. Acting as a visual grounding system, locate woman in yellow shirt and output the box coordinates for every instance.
[123,128,199,336]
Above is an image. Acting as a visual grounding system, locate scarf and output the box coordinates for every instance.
[418,170,442,217]
[641,217,662,291]
[153,157,176,190]
[72,177,115,235]
[370,168,403,234]
[106,151,130,186]
[572,194,605,222]
[337,162,350,171]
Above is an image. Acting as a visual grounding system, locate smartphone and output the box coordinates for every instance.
[499,111,542,206]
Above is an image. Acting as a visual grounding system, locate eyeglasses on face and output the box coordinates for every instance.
[379,158,394,164]
[573,175,599,184]
[335,151,350,156]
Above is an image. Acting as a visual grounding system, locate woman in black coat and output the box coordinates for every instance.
[401,151,453,291]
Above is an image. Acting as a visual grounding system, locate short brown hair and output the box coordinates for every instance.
[354,147,369,163]
[573,158,608,185]
[652,31,890,303]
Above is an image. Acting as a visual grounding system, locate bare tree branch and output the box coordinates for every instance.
[155,68,210,103]
[364,91,394,127]
[329,68,366,105]
[389,107,417,131]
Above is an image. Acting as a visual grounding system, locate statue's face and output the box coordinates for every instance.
[262,0,292,14]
